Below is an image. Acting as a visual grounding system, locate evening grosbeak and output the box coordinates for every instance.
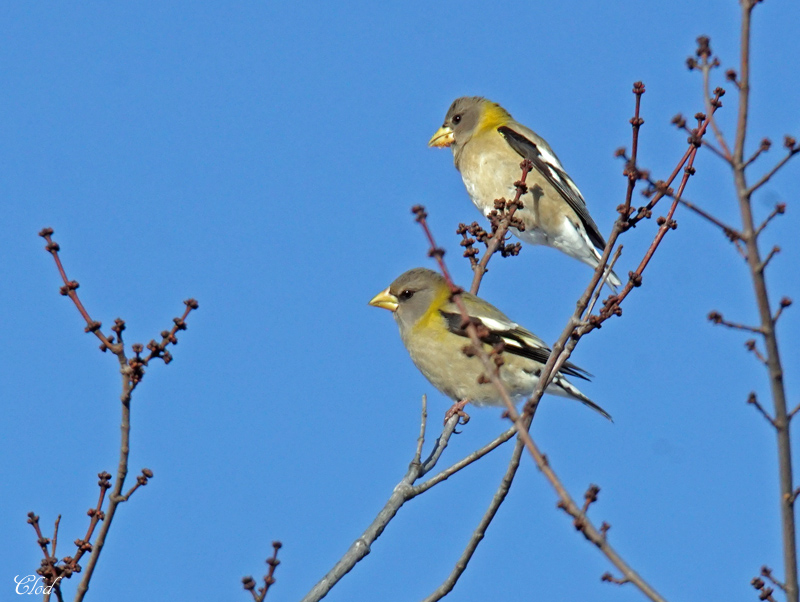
[369,268,611,420]
[429,96,621,288]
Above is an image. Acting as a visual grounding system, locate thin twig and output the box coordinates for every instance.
[732,8,798,598]
[748,392,778,429]
[755,203,787,237]
[415,426,517,494]
[671,116,725,161]
[414,204,667,602]
[734,239,749,261]
[743,138,772,169]
[619,82,646,219]
[596,129,705,327]
[38,229,118,352]
[586,247,622,317]
[301,414,474,602]
[697,36,733,160]
[758,246,780,273]
[117,469,154,502]
[700,138,728,161]
[242,541,282,602]
[74,404,131,602]
[468,161,532,294]
[707,311,764,334]
[762,566,788,592]
[242,542,283,602]
[677,198,742,241]
[745,339,769,365]
[625,90,720,228]
[31,229,197,601]
[414,395,428,465]
[752,575,781,602]
[602,572,632,586]
[488,81,714,599]
[422,436,526,601]
[773,297,792,324]
[747,148,800,195]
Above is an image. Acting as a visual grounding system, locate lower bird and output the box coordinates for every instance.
[368,268,611,421]
[429,96,621,288]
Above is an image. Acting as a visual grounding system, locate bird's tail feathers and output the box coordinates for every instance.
[554,375,613,422]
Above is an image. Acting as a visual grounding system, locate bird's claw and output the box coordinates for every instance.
[444,399,470,426]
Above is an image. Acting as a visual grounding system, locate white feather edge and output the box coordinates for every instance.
[476,316,549,352]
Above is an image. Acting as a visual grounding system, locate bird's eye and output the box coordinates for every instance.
[452,114,462,125]
[398,289,415,301]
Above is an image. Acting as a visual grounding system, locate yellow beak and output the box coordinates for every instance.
[428,125,455,148]
[368,288,399,312]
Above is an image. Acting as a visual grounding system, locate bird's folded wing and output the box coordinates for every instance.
[439,310,591,381]
[498,125,606,251]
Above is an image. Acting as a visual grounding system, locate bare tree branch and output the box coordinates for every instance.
[300,401,521,602]
[414,196,670,601]
[758,245,781,273]
[29,229,197,602]
[762,565,788,592]
[693,35,733,160]
[748,392,778,429]
[728,2,798,598]
[755,203,787,237]
[242,541,283,602]
[677,197,742,241]
[747,145,800,195]
[414,426,516,493]
[707,310,764,334]
[744,137,772,169]
[413,72,724,601]
[422,437,525,601]
[466,161,531,295]
[772,297,792,324]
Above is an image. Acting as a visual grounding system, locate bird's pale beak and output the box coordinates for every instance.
[368,288,399,312]
[428,125,455,148]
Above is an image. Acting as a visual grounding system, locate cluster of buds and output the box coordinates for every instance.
[242,541,282,602]
[457,221,486,267]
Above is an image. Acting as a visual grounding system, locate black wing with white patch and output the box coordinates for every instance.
[498,125,606,251]
[439,310,591,381]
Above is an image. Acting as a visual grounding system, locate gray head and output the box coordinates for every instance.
[368,268,448,335]
[442,97,485,144]
[428,97,512,149]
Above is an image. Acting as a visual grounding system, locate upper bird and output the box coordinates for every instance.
[429,96,621,288]
[369,267,611,421]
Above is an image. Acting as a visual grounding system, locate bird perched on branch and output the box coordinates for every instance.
[429,96,621,288]
[369,268,611,421]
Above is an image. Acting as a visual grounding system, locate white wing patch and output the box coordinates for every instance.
[514,330,549,351]
[479,316,518,333]
[480,315,550,353]
[538,151,587,209]
[536,145,564,172]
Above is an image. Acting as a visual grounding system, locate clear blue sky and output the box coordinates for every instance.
[3,1,799,600]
